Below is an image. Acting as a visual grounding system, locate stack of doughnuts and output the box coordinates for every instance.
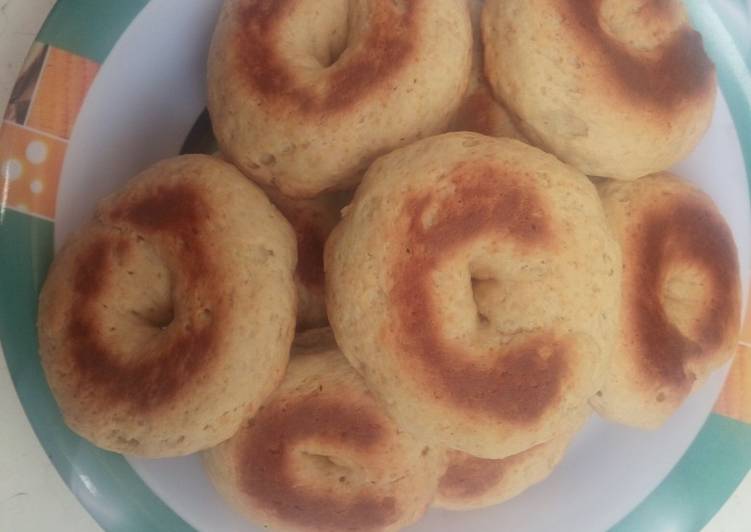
[37,0,741,530]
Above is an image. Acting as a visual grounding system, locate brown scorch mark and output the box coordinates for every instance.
[66,185,219,411]
[238,0,420,113]
[238,398,397,531]
[564,0,714,108]
[390,163,567,422]
[110,184,210,279]
[111,185,204,233]
[439,452,508,499]
[630,200,739,388]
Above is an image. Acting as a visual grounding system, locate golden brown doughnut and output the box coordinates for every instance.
[208,0,472,197]
[326,132,620,459]
[203,344,444,532]
[482,0,716,179]
[37,155,297,457]
[592,173,741,428]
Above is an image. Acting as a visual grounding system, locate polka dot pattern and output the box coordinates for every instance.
[2,159,23,182]
[1,46,98,220]
[0,121,65,219]
[26,141,49,165]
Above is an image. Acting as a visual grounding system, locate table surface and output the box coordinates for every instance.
[0,1,749,531]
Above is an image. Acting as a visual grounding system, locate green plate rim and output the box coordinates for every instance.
[0,1,749,531]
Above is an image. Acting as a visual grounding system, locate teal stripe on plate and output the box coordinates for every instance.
[689,0,751,182]
[5,0,199,528]
[36,0,150,63]
[709,0,751,68]
[613,414,751,532]
[0,209,194,532]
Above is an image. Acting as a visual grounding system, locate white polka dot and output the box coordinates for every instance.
[2,159,23,182]
[30,179,44,195]
[25,140,48,165]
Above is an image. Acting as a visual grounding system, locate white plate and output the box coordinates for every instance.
[36,0,751,530]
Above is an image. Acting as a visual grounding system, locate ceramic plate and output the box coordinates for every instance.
[1,1,751,531]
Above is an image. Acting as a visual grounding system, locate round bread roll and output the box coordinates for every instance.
[203,339,444,532]
[482,0,716,179]
[449,0,525,140]
[592,174,741,428]
[326,132,620,459]
[208,0,472,198]
[266,188,349,330]
[38,155,297,457]
[435,414,584,510]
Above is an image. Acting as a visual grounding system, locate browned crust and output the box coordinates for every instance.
[63,185,221,411]
[563,0,715,109]
[626,197,740,389]
[236,397,398,531]
[438,450,509,500]
[236,0,421,114]
[389,162,568,423]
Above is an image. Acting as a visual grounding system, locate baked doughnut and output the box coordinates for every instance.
[592,174,741,428]
[38,155,297,457]
[449,0,525,140]
[435,415,583,510]
[266,188,349,330]
[482,0,716,179]
[208,0,472,198]
[326,132,620,458]
[203,343,444,532]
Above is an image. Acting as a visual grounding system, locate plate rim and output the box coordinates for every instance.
[0,1,749,531]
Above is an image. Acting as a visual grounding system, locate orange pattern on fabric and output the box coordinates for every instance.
[0,121,66,219]
[26,47,99,139]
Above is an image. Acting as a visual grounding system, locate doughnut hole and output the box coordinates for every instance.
[660,263,710,344]
[469,256,559,338]
[598,0,687,54]
[276,0,352,71]
[426,240,559,357]
[94,232,175,365]
[295,445,368,490]
[470,277,494,326]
